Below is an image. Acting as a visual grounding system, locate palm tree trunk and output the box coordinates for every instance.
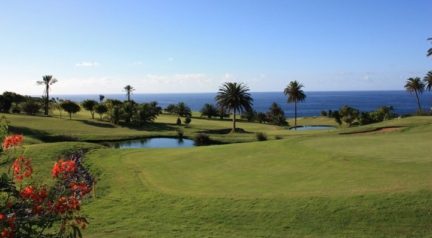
[232,109,236,132]
[294,102,297,129]
[45,84,49,116]
[415,90,422,112]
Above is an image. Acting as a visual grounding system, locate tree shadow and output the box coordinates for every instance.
[197,128,251,134]
[119,122,177,132]
[79,120,116,128]
[9,126,78,142]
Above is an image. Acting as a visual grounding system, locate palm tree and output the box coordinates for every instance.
[284,81,306,129]
[404,77,425,112]
[124,85,135,102]
[37,75,58,116]
[424,71,432,110]
[428,37,432,57]
[424,71,432,91]
[215,82,253,132]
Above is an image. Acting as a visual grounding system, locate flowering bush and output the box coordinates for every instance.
[0,134,94,237]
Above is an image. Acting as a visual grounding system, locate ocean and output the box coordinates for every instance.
[54,91,432,117]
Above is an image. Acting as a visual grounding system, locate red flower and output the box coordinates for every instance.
[12,156,32,182]
[20,186,35,199]
[0,213,5,220]
[68,196,80,210]
[2,134,23,150]
[1,228,11,238]
[52,160,76,178]
[70,182,91,196]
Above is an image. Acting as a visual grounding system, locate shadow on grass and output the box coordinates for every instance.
[118,122,177,132]
[198,128,251,134]
[9,126,78,142]
[79,120,116,128]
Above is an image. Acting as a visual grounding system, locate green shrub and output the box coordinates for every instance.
[194,133,211,146]
[20,101,41,115]
[256,132,267,141]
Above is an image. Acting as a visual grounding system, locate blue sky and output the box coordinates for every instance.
[0,0,431,94]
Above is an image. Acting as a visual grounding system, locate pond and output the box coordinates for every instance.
[289,125,336,131]
[109,137,195,149]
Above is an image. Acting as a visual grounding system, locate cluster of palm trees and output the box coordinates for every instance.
[404,75,432,112]
[36,74,308,132]
[215,81,306,132]
[404,38,432,113]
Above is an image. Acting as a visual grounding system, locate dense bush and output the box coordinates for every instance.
[0,92,26,113]
[194,133,211,146]
[184,115,192,126]
[256,112,267,123]
[266,102,288,126]
[330,105,397,127]
[200,103,218,118]
[134,101,162,125]
[339,105,360,127]
[110,106,122,125]
[217,106,230,119]
[251,103,288,126]
[175,102,192,117]
[256,132,267,141]
[122,101,137,123]
[241,109,257,122]
[20,100,42,115]
[164,104,177,114]
[94,103,108,120]
[320,110,328,117]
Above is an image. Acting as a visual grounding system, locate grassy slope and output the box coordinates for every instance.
[79,117,432,237]
[1,112,337,143]
[2,113,432,237]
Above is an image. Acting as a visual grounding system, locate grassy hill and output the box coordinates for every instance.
[1,113,432,237]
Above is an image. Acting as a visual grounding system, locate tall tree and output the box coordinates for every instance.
[404,77,425,112]
[428,37,432,57]
[82,100,98,119]
[60,100,81,120]
[124,85,135,102]
[215,82,253,132]
[424,71,432,91]
[424,71,432,110]
[37,75,58,116]
[284,81,306,129]
[175,102,192,117]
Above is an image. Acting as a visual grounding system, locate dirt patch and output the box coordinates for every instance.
[340,126,404,135]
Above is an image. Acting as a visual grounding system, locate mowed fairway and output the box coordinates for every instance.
[3,114,432,237]
[78,117,432,237]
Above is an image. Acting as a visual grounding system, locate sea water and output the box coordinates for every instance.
[54,91,432,117]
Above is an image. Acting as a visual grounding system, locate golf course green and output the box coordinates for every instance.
[1,112,432,237]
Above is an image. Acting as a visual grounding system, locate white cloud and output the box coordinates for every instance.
[75,61,100,67]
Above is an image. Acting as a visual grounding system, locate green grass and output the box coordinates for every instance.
[1,112,338,143]
[2,113,432,237]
